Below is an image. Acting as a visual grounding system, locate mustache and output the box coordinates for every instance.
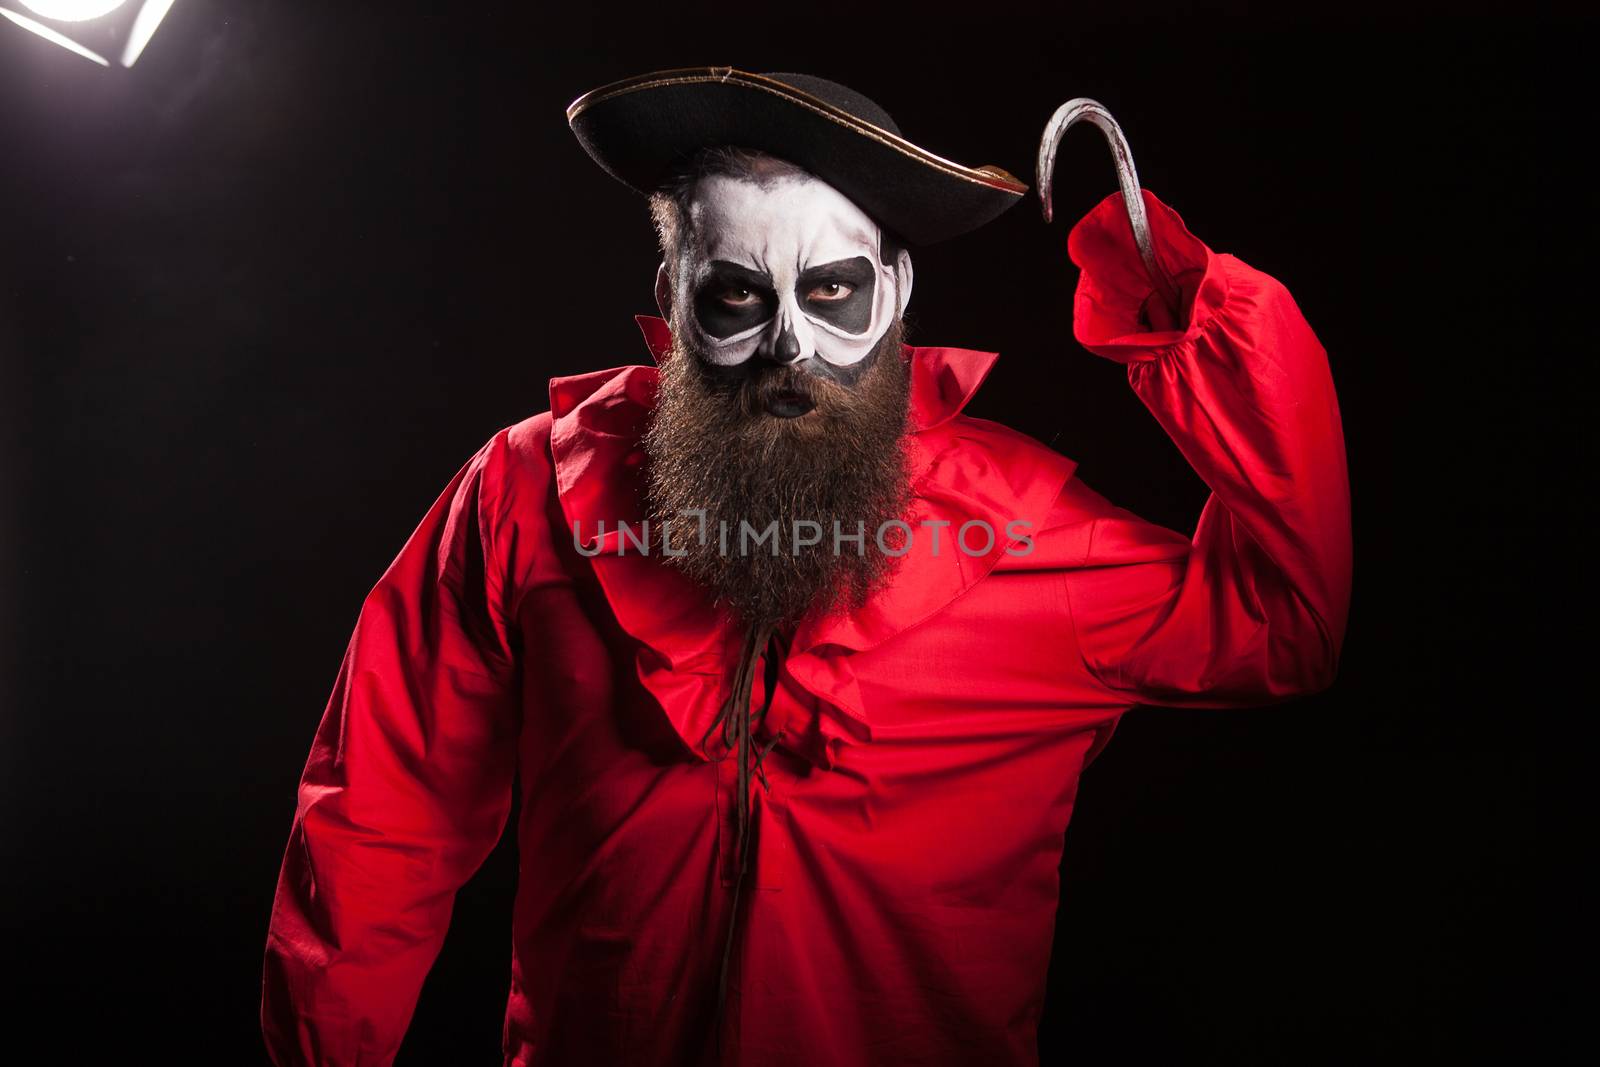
[723,362,846,419]
[670,310,908,426]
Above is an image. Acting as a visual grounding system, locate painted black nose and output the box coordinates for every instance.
[763,324,803,365]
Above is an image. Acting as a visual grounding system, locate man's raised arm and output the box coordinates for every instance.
[261,430,523,1065]
[1058,189,1353,708]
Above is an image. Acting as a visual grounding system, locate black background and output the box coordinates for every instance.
[2,3,1561,1063]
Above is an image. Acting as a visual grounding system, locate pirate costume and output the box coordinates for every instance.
[262,68,1351,1066]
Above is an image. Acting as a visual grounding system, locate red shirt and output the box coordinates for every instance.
[261,190,1352,1066]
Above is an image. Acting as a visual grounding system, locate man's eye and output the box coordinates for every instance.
[717,287,761,308]
[807,282,854,303]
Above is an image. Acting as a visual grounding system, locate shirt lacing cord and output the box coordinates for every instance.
[700,617,790,1056]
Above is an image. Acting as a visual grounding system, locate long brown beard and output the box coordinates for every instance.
[641,316,912,631]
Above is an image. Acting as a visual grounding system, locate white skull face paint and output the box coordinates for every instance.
[674,172,913,375]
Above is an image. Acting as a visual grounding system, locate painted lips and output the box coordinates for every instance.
[764,389,817,418]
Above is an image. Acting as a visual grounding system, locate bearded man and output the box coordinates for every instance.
[261,69,1352,1067]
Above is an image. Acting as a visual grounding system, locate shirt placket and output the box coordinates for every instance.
[715,637,791,893]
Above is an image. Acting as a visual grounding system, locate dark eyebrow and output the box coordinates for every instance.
[797,256,876,286]
[705,260,774,289]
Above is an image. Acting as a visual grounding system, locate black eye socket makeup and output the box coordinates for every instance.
[694,262,778,339]
[796,256,876,334]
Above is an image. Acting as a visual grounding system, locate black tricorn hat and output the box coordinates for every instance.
[566,66,1028,247]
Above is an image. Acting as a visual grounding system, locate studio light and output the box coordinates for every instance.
[19,1,129,20]
[0,0,173,67]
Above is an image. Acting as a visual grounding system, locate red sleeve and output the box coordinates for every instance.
[1059,189,1352,708]
[261,430,523,1066]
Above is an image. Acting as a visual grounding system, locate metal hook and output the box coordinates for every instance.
[1037,98,1180,318]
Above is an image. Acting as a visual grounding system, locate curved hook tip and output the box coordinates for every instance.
[1035,96,1180,315]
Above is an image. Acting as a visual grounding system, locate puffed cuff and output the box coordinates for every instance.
[1067,188,1230,363]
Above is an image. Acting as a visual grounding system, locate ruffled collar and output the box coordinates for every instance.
[547,316,1076,768]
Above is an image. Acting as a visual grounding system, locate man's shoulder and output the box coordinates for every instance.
[938,412,1184,552]
[941,411,1069,473]
[476,360,646,473]
[936,411,1087,523]
[473,361,654,510]
[503,408,556,462]
[445,413,554,546]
